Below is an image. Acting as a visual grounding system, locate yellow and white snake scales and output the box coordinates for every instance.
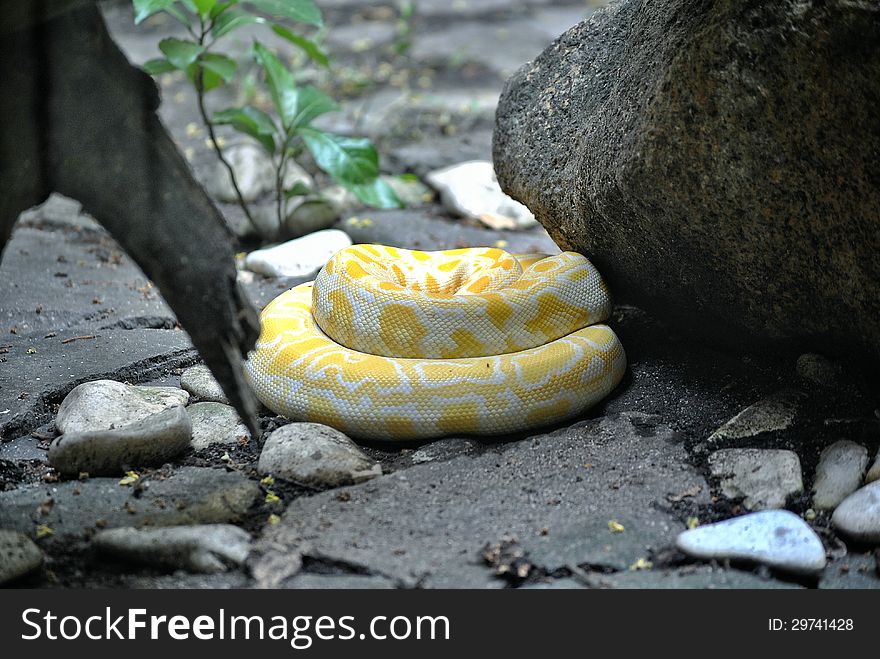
[244,244,626,440]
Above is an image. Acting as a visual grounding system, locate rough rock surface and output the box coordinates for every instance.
[258,423,382,487]
[180,364,228,404]
[93,525,251,573]
[708,448,803,510]
[0,529,43,584]
[56,380,189,434]
[811,440,869,511]
[494,0,880,356]
[187,402,249,451]
[49,405,192,476]
[832,481,880,543]
[252,413,709,588]
[0,467,259,541]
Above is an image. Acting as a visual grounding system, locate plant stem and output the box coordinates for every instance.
[275,147,286,231]
[195,18,258,232]
[196,88,258,230]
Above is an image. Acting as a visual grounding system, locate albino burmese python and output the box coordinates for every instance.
[245,245,626,440]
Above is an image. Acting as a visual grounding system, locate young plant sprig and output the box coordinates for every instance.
[134,0,401,234]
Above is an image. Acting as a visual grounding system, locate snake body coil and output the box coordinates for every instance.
[245,245,626,440]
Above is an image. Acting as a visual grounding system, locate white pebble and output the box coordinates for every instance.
[425,160,538,229]
[244,229,352,278]
[676,510,826,575]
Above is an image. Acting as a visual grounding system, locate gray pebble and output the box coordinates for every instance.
[49,405,192,476]
[282,197,341,239]
[93,524,251,573]
[832,480,880,543]
[258,422,381,487]
[812,440,868,511]
[866,447,880,484]
[709,448,803,510]
[57,379,189,434]
[0,529,43,584]
[676,510,826,575]
[410,438,480,464]
[179,364,228,404]
[206,143,274,203]
[188,402,250,450]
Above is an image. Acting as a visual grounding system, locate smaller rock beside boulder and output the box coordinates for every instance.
[93,524,251,573]
[258,422,382,487]
[426,161,537,229]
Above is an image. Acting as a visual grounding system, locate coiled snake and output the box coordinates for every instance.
[245,244,626,440]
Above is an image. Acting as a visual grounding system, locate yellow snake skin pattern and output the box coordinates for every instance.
[245,245,626,440]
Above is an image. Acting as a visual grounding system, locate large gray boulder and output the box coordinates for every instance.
[494,0,880,357]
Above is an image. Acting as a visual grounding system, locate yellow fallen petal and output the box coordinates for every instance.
[35,524,54,538]
[118,471,140,486]
[608,520,625,533]
[687,517,699,530]
[265,491,281,504]
[260,475,275,486]
[267,514,281,525]
[629,558,653,571]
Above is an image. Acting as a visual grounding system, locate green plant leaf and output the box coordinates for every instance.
[209,0,238,18]
[211,8,264,38]
[213,106,278,154]
[200,53,237,82]
[158,37,204,70]
[284,181,312,199]
[346,178,403,209]
[252,41,297,127]
[133,0,176,24]
[189,62,223,91]
[287,86,339,132]
[142,57,177,75]
[300,128,380,186]
[193,0,216,18]
[271,25,329,67]
[245,0,322,27]
[253,42,337,131]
